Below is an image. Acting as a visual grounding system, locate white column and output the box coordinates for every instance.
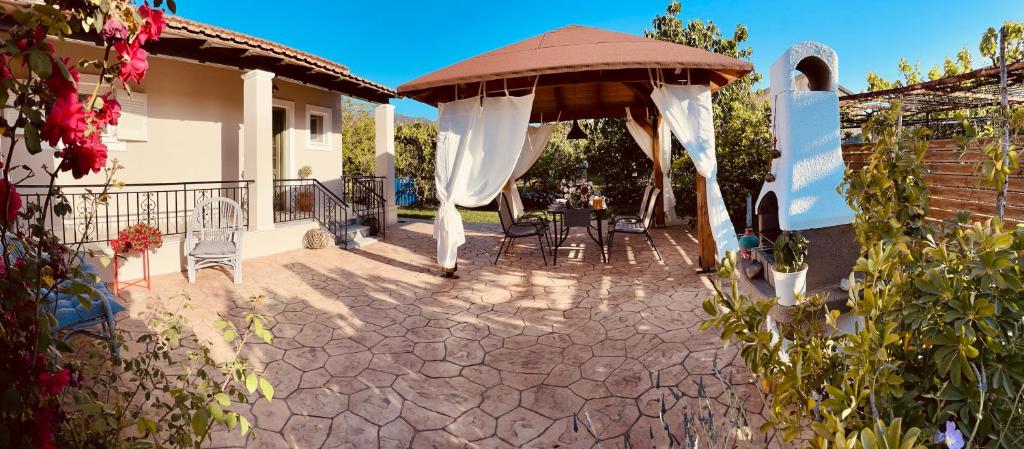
[242,69,276,231]
[375,103,398,226]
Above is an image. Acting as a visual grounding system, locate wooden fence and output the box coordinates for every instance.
[842,139,1024,224]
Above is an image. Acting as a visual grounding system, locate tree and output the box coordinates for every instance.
[866,21,1024,92]
[395,120,437,203]
[341,98,375,176]
[646,1,772,229]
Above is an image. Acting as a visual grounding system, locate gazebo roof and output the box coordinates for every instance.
[398,25,753,121]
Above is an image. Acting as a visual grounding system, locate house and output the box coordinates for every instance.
[1,3,399,279]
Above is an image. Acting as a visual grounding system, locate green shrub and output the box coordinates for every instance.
[701,105,1024,448]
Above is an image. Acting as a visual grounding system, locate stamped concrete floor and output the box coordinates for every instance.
[116,220,770,449]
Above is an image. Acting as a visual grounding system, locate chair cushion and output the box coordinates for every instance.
[612,220,645,233]
[507,222,543,237]
[51,280,125,330]
[191,240,237,257]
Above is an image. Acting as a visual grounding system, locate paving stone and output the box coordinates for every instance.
[445,407,496,440]
[605,358,653,397]
[480,384,519,417]
[421,360,462,378]
[350,387,403,425]
[393,374,485,418]
[401,402,454,430]
[413,342,445,361]
[325,412,378,449]
[379,418,415,449]
[283,346,329,371]
[584,397,640,439]
[324,351,372,377]
[580,356,625,381]
[281,415,330,448]
[287,387,348,418]
[521,385,585,419]
[486,346,562,374]
[496,407,552,446]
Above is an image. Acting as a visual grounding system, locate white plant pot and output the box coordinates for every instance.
[772,265,808,307]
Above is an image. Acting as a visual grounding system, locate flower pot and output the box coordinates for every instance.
[298,191,315,212]
[772,264,807,306]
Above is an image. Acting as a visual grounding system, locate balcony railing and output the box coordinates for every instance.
[344,174,387,239]
[19,180,251,244]
[273,179,350,244]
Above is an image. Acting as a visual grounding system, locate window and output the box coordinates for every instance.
[305,105,332,150]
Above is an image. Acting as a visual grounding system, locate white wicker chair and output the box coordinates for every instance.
[186,197,244,284]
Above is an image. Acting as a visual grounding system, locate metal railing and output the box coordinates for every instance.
[19,180,251,244]
[344,175,387,239]
[273,179,350,244]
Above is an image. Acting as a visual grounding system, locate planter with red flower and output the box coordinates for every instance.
[110,222,163,295]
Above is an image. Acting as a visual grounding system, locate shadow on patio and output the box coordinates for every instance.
[112,220,773,449]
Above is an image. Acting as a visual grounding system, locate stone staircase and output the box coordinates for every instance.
[330,215,379,249]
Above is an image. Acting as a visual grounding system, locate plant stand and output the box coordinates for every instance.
[113,250,151,298]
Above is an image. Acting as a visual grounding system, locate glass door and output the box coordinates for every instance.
[272,107,286,179]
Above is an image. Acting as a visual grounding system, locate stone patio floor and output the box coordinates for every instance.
[115,220,771,449]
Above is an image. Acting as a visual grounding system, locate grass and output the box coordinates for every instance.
[398,206,500,224]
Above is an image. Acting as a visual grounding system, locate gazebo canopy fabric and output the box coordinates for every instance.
[398,25,753,122]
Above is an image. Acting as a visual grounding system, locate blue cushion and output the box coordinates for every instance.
[50,262,126,331]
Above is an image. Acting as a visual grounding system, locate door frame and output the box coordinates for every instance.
[271,98,295,179]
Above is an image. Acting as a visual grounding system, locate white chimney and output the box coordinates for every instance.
[757,42,854,231]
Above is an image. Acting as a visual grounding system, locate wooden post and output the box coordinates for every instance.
[998,25,1010,220]
[651,114,666,227]
[695,174,716,272]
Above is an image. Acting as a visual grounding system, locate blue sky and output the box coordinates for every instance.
[178,0,1023,119]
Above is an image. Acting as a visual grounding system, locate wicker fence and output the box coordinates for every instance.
[842,139,1024,224]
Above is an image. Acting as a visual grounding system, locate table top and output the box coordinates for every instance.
[546,203,608,214]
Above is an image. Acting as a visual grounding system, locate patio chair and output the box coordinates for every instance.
[4,234,124,356]
[611,184,654,224]
[186,197,244,284]
[607,186,662,261]
[495,191,549,266]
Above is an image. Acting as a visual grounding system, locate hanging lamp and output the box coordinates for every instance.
[567,119,588,140]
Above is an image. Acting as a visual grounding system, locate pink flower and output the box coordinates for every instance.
[45,57,79,97]
[135,3,166,45]
[115,41,148,84]
[0,54,12,81]
[60,133,107,179]
[0,179,21,224]
[41,91,86,147]
[38,368,70,397]
[102,17,129,41]
[95,92,121,126]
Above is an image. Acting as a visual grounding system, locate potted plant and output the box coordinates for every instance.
[771,230,808,306]
[561,181,592,227]
[297,165,315,212]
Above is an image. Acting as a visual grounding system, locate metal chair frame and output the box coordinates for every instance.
[494,192,550,266]
[607,186,662,261]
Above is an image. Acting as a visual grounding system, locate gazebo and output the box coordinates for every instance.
[398,25,753,272]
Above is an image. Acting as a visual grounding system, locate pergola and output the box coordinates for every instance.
[398,25,753,271]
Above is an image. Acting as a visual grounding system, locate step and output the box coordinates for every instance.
[331,224,380,249]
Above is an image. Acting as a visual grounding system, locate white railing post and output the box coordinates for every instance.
[374,103,398,226]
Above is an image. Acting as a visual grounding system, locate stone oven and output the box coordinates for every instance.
[754,42,859,291]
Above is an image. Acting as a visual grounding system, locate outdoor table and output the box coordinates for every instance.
[546,203,608,264]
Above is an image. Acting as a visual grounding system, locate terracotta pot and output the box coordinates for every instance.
[772,264,808,306]
[298,191,315,212]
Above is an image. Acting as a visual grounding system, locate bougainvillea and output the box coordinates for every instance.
[110,222,163,255]
[0,1,170,447]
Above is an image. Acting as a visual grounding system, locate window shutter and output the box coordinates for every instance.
[115,91,148,141]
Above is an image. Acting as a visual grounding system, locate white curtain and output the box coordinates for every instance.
[501,124,555,219]
[434,94,535,268]
[650,85,739,257]
[624,108,681,225]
